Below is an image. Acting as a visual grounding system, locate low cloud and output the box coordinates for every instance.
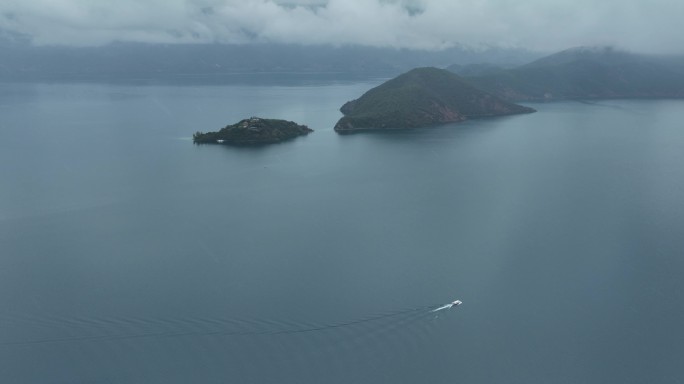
[1,0,683,54]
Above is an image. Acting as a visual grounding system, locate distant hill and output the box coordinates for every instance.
[334,67,535,132]
[466,46,684,101]
[446,62,504,77]
[193,117,312,145]
[0,41,540,82]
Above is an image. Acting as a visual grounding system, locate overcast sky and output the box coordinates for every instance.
[1,0,683,54]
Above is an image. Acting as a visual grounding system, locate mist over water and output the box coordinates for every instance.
[1,78,683,383]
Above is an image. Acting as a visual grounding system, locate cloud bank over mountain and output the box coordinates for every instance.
[1,0,682,54]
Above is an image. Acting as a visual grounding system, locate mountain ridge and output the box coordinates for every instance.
[0,41,540,81]
[463,46,684,101]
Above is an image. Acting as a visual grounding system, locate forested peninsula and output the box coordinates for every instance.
[334,67,535,132]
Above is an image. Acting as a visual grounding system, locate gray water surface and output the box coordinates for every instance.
[1,80,683,383]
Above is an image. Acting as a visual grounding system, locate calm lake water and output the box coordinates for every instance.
[1,78,684,384]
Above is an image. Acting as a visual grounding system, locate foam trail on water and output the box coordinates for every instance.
[431,304,453,312]
[430,299,463,313]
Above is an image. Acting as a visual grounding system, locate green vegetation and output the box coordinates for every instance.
[465,47,684,101]
[334,67,535,132]
[193,117,313,145]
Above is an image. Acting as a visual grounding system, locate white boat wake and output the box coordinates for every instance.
[431,300,463,312]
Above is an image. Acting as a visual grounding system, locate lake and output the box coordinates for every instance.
[1,78,683,384]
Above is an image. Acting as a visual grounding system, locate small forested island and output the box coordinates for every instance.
[193,117,313,145]
[334,67,535,132]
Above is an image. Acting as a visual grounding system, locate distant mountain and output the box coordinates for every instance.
[0,41,540,82]
[466,46,684,101]
[446,62,504,77]
[334,67,535,132]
